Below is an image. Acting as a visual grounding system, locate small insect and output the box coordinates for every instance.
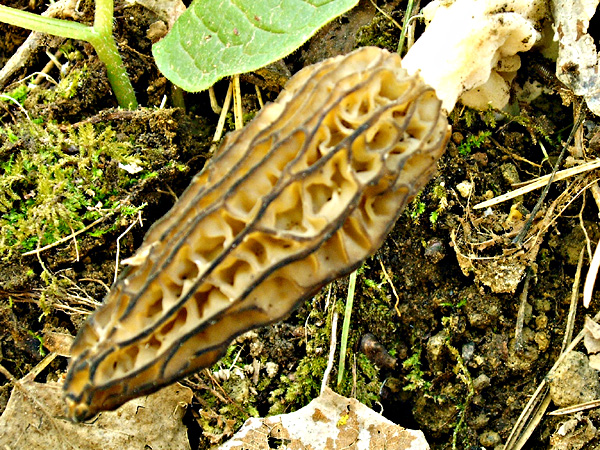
[63,46,450,421]
[530,61,568,92]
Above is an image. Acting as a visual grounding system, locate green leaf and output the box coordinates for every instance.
[152,0,359,92]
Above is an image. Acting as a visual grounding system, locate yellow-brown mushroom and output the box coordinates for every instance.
[63,46,450,421]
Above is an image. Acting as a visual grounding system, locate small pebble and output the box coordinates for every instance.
[456,180,473,198]
[549,351,600,407]
[479,430,502,447]
[473,374,491,392]
[424,239,445,264]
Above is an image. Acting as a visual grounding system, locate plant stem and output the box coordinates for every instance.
[87,32,138,110]
[89,0,138,109]
[0,2,137,109]
[94,0,114,37]
[337,269,357,388]
[398,0,417,56]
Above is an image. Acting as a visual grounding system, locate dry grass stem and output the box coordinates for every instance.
[584,239,600,308]
[504,308,600,450]
[548,399,600,416]
[22,353,59,382]
[578,194,593,258]
[0,0,71,89]
[504,384,552,450]
[22,209,117,256]
[233,74,243,130]
[322,308,339,394]
[211,80,233,144]
[113,210,143,283]
[0,93,31,120]
[208,86,221,114]
[589,183,600,211]
[515,271,531,352]
[489,137,542,168]
[368,0,402,30]
[474,158,600,210]
[563,247,585,352]
[378,256,401,316]
[254,84,264,108]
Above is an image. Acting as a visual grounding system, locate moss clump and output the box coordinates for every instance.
[355,14,401,53]
[0,121,149,257]
[336,352,381,404]
[268,355,329,416]
[402,345,431,392]
[457,131,491,156]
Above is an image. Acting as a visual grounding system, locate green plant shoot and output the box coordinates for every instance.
[0,0,137,109]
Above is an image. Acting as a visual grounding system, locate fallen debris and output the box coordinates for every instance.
[218,387,429,450]
[0,379,192,450]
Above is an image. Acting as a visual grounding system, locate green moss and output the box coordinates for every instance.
[0,121,148,257]
[56,64,88,99]
[268,355,329,416]
[457,131,491,156]
[444,333,475,450]
[409,194,426,221]
[450,107,478,128]
[355,14,401,52]
[3,84,29,104]
[336,352,380,407]
[403,345,431,392]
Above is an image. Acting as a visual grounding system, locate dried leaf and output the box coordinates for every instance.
[584,316,600,355]
[0,380,192,450]
[218,387,430,450]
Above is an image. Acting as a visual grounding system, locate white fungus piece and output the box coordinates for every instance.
[456,180,474,198]
[402,0,548,111]
[553,0,600,116]
[265,362,279,378]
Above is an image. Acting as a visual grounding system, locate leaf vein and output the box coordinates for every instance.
[229,0,286,34]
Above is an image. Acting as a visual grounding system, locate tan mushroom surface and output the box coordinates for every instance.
[63,46,450,421]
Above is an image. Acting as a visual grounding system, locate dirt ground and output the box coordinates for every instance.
[1,0,600,449]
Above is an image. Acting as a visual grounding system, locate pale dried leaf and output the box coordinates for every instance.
[550,416,597,450]
[0,380,192,450]
[584,316,600,355]
[589,354,600,371]
[553,0,600,115]
[455,251,526,293]
[43,331,75,357]
[218,387,429,450]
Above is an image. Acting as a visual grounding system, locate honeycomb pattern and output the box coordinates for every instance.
[64,46,450,421]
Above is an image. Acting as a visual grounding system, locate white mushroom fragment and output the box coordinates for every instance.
[64,46,450,421]
[402,0,547,111]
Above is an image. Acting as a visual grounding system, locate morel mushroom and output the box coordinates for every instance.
[64,46,450,421]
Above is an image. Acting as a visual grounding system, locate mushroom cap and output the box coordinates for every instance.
[63,47,450,421]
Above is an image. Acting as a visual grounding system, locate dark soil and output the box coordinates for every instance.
[1,0,600,449]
